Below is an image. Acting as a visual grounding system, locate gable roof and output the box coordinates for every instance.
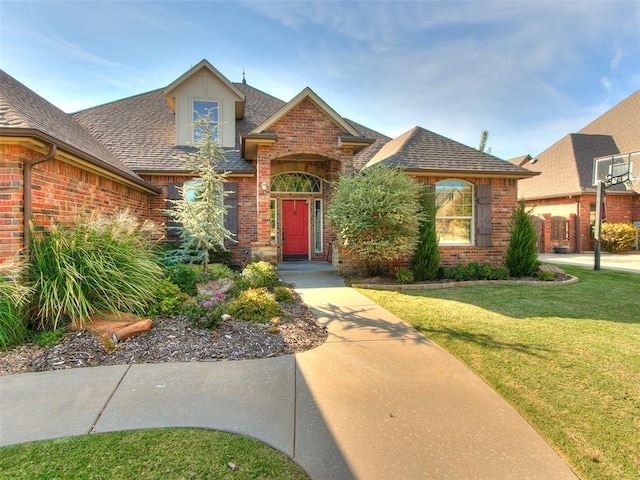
[0,69,158,192]
[163,59,245,118]
[364,126,538,178]
[252,87,363,137]
[518,89,640,199]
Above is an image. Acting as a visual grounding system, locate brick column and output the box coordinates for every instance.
[252,146,277,263]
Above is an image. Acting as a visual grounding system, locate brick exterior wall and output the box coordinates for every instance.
[527,192,639,252]
[1,144,152,261]
[0,145,26,259]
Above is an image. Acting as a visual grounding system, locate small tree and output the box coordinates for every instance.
[505,200,539,277]
[168,115,234,273]
[327,165,422,276]
[478,129,491,154]
[413,187,441,280]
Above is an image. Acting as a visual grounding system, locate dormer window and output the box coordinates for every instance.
[193,100,219,143]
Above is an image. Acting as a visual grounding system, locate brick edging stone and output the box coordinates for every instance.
[351,275,579,291]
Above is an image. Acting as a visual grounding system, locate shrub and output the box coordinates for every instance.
[31,329,66,347]
[600,223,637,253]
[198,263,237,284]
[165,263,198,296]
[395,267,415,284]
[505,200,539,277]
[413,188,441,281]
[327,164,422,276]
[147,280,190,316]
[29,210,164,331]
[242,261,280,289]
[537,270,555,281]
[228,288,281,323]
[0,257,31,349]
[228,276,250,299]
[444,263,510,281]
[273,286,295,303]
[182,292,227,329]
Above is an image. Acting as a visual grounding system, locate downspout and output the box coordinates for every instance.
[23,143,57,256]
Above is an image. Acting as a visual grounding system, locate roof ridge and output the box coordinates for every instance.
[72,87,165,114]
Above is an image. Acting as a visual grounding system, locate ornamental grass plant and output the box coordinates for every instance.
[29,210,164,331]
[0,255,31,349]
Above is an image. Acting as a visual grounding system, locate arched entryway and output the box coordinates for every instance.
[270,172,324,261]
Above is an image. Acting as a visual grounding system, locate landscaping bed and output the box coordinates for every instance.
[0,289,326,376]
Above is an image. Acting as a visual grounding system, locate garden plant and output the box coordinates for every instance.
[327,164,422,276]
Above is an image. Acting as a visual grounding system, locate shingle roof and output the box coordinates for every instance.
[364,126,537,177]
[578,90,640,154]
[518,134,623,198]
[518,90,640,199]
[0,70,154,189]
[73,88,253,173]
[74,81,389,174]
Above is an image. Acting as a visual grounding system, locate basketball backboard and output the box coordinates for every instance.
[593,152,640,190]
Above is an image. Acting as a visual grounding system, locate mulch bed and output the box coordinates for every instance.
[0,291,327,376]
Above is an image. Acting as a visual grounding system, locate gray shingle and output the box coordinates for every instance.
[365,126,536,177]
[0,69,148,185]
[519,90,640,199]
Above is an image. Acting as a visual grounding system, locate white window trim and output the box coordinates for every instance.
[435,179,475,246]
[314,198,323,253]
[191,98,222,144]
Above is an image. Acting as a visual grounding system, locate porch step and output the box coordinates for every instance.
[277,262,344,288]
[277,261,338,277]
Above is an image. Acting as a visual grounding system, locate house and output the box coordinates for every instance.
[1,60,537,271]
[512,90,640,253]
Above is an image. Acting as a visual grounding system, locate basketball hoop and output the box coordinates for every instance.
[592,151,640,270]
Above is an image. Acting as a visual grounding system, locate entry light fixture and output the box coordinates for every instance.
[261,180,268,194]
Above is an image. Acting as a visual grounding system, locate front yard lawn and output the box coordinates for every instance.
[359,265,639,480]
[0,428,308,479]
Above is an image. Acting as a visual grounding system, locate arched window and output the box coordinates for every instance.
[435,180,473,245]
[271,173,322,193]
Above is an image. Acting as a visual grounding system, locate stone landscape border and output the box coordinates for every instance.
[352,275,579,291]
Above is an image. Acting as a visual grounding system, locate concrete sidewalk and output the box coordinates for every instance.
[539,251,640,273]
[0,265,578,479]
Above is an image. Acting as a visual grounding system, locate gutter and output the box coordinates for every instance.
[2,128,161,194]
[23,143,57,255]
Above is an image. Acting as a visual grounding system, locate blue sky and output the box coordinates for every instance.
[1,0,638,160]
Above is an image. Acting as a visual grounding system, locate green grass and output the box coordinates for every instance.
[358,265,639,480]
[0,428,308,479]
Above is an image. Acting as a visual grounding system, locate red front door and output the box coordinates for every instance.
[282,199,309,260]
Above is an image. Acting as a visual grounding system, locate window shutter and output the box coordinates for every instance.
[166,182,183,244]
[224,182,238,238]
[476,184,492,247]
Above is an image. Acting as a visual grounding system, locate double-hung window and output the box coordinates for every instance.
[435,180,473,245]
[193,100,219,143]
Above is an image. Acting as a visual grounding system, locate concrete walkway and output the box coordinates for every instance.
[539,251,640,273]
[0,264,578,479]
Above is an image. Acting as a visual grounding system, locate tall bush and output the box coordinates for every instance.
[505,200,539,277]
[327,165,422,275]
[0,256,30,349]
[29,210,164,330]
[413,187,441,280]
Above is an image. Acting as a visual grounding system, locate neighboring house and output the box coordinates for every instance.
[512,90,640,253]
[1,60,537,272]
